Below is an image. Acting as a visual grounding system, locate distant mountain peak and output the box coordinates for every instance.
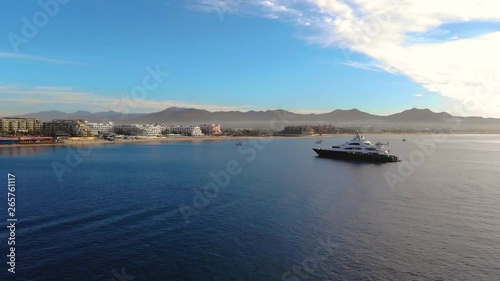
[165,107,188,112]
[72,110,93,115]
[407,107,433,113]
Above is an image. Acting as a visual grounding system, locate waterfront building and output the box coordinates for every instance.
[85,121,115,135]
[0,117,43,135]
[142,124,164,137]
[167,126,204,136]
[113,124,146,136]
[112,124,167,137]
[200,124,222,136]
[42,120,94,137]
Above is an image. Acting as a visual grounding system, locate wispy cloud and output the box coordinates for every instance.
[414,93,424,97]
[0,83,254,114]
[0,52,85,65]
[188,0,304,22]
[311,60,385,73]
[190,0,500,117]
[340,61,385,73]
[187,0,242,18]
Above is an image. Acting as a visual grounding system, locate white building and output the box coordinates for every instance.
[85,121,115,135]
[139,124,164,137]
[167,126,204,136]
[113,124,166,137]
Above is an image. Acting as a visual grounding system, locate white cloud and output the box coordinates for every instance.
[191,0,500,117]
[414,93,424,97]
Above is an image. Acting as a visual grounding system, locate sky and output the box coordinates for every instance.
[1,0,499,117]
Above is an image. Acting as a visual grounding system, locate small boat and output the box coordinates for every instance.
[315,139,323,144]
[236,141,243,146]
[402,138,406,141]
[313,131,400,163]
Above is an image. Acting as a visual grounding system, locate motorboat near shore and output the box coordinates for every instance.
[313,132,400,163]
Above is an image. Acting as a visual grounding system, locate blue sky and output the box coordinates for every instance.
[1,0,499,117]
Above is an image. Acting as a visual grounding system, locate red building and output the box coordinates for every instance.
[200,124,222,136]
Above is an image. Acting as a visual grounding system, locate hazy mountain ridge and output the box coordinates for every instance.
[12,107,500,130]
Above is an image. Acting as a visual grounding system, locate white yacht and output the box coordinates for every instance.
[313,131,400,163]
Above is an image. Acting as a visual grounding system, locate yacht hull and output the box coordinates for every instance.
[313,148,400,163]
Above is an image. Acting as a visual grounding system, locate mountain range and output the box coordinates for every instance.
[12,107,500,130]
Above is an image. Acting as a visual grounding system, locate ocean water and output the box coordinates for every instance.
[1,135,500,280]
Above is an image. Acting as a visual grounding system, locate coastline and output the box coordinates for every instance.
[0,135,323,149]
[0,132,494,149]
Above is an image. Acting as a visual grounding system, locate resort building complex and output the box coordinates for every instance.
[85,121,116,136]
[42,120,94,137]
[0,117,43,135]
[1,117,223,139]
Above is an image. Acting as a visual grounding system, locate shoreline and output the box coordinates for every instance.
[0,135,322,149]
[0,133,497,149]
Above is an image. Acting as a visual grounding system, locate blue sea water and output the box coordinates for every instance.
[1,135,500,280]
